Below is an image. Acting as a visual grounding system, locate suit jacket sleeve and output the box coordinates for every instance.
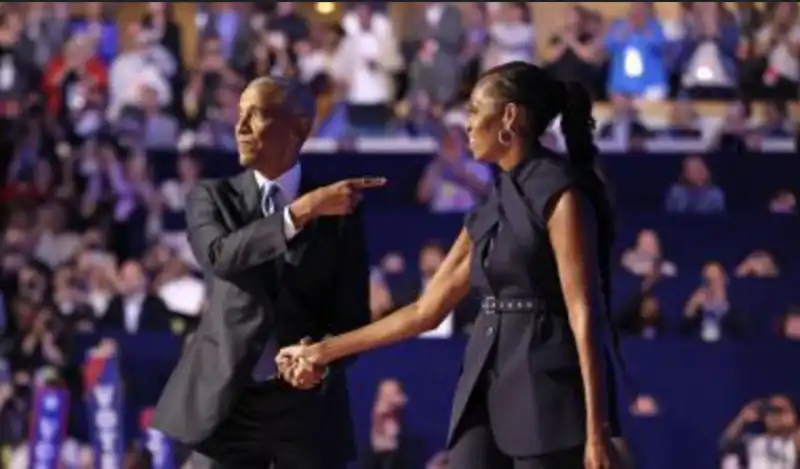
[329,207,371,364]
[186,183,289,279]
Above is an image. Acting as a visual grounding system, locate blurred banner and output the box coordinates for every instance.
[28,386,70,469]
[140,407,175,469]
[84,347,125,469]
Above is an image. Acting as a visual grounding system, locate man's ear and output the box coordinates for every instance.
[293,116,313,142]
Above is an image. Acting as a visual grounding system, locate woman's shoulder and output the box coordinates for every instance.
[518,152,581,195]
[514,152,585,222]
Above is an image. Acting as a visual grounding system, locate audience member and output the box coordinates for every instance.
[680,262,742,341]
[605,3,668,101]
[665,155,726,213]
[483,2,536,70]
[357,379,423,469]
[544,5,604,96]
[675,3,740,100]
[416,124,490,213]
[720,395,800,468]
[333,3,403,135]
[621,229,678,277]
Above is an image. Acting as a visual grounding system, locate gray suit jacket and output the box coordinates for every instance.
[153,169,370,460]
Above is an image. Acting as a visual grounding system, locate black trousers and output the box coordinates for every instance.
[448,379,584,469]
[193,381,346,469]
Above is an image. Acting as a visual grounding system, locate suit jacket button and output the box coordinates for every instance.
[486,326,495,336]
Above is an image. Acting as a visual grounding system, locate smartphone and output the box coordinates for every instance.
[758,401,778,417]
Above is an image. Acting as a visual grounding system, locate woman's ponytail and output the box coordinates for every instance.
[559,81,598,169]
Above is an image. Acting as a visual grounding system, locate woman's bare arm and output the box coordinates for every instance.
[307,229,473,365]
[548,189,607,442]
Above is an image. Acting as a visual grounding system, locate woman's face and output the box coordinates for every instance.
[466,81,507,163]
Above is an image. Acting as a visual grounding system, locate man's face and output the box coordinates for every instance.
[764,396,797,434]
[117,262,144,296]
[235,81,311,172]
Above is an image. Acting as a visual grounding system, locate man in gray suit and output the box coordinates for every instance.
[153,77,385,468]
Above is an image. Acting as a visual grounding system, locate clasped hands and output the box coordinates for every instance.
[275,338,326,390]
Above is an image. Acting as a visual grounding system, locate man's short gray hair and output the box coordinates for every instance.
[250,76,316,119]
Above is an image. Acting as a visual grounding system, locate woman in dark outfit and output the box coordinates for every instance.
[279,61,623,469]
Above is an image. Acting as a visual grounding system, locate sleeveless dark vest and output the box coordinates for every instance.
[447,149,622,456]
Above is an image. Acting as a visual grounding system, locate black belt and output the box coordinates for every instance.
[481,297,542,314]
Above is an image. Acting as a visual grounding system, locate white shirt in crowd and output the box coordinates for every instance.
[682,41,735,88]
[722,434,798,469]
[107,46,175,120]
[759,24,800,82]
[123,292,146,334]
[332,23,403,106]
[485,21,536,70]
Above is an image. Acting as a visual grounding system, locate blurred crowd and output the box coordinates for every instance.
[0,2,797,468]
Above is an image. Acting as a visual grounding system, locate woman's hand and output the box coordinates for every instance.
[277,341,323,367]
[276,340,327,390]
[585,436,613,469]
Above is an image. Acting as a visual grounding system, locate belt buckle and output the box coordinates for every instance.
[484,297,497,315]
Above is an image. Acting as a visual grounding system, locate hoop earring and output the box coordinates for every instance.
[498,128,514,146]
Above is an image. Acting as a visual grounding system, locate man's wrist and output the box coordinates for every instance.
[288,199,314,229]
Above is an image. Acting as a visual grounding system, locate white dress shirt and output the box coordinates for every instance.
[123,293,146,334]
[254,163,302,240]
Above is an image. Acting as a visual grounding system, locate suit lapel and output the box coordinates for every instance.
[234,167,319,270]
[465,185,499,292]
[234,170,263,223]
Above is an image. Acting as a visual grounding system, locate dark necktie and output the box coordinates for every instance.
[261,183,285,217]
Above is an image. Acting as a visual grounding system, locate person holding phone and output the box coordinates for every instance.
[720,395,800,468]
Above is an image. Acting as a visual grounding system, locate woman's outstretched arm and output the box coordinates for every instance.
[279,229,473,368]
